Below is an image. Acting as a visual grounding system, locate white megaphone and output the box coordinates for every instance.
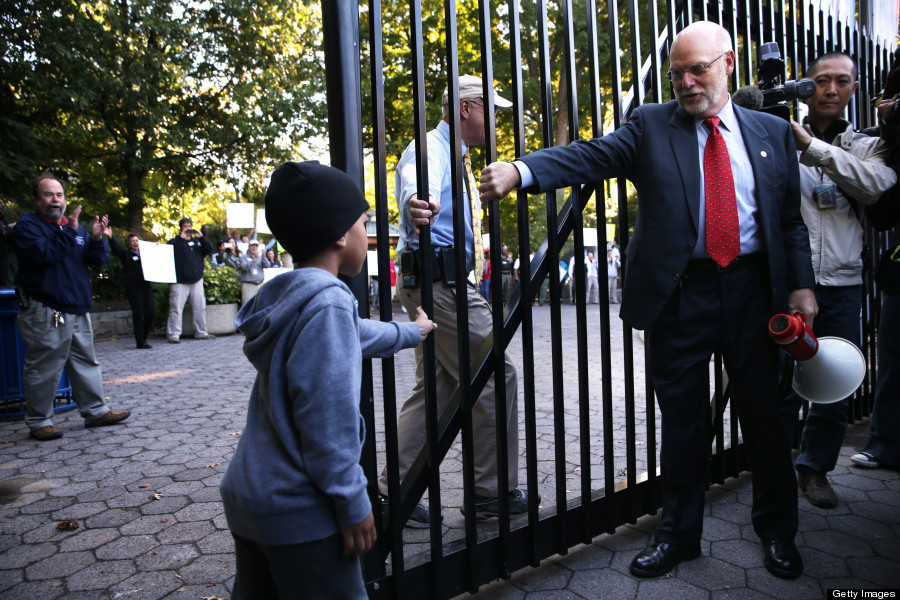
[768,314,867,404]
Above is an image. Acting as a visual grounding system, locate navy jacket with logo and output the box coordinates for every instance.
[11,212,108,314]
[167,234,212,284]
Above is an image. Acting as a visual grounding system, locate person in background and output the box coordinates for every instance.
[11,172,130,441]
[480,253,491,301]
[500,245,512,303]
[266,248,282,267]
[167,217,214,343]
[211,240,229,267]
[607,247,621,304]
[384,74,528,525]
[106,229,156,349]
[226,238,270,305]
[585,251,599,304]
[780,51,896,509]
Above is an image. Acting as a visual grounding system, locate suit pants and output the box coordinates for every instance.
[125,284,155,347]
[17,303,110,430]
[379,279,519,498]
[608,276,618,302]
[784,284,860,473]
[645,262,797,546]
[167,279,208,340]
[863,293,900,465]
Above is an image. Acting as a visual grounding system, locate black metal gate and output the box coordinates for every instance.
[318,1,895,598]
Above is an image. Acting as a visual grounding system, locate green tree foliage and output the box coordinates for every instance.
[1,0,326,234]
[360,0,667,255]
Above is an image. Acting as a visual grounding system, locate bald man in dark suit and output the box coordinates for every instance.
[480,21,817,580]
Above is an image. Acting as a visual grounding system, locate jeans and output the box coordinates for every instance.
[782,284,861,474]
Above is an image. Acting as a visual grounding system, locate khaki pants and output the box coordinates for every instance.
[17,304,109,430]
[241,282,262,305]
[167,279,208,340]
[379,279,519,498]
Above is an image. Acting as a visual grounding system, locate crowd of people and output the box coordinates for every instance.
[4,20,898,599]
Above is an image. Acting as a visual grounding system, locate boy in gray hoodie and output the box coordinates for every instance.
[220,162,435,599]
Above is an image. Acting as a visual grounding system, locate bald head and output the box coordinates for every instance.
[672,21,733,55]
[669,21,735,118]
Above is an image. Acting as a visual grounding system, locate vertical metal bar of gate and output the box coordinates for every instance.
[644,0,663,514]
[547,0,577,556]
[581,0,602,543]
[621,0,643,524]
[603,0,625,536]
[506,0,541,566]
[504,0,541,570]
[473,0,515,581]
[363,0,406,589]
[401,0,442,595]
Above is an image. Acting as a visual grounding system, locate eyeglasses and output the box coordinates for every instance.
[466,99,484,110]
[665,52,727,81]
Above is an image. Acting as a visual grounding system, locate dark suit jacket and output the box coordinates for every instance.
[520,100,815,330]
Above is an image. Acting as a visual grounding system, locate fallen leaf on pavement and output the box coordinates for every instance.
[57,519,79,531]
[150,493,162,500]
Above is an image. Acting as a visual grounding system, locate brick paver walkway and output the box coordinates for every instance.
[0,303,896,599]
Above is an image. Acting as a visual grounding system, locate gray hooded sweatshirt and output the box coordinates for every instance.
[220,267,420,546]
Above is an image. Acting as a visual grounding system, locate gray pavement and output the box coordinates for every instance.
[0,303,897,599]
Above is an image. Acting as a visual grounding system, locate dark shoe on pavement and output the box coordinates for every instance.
[85,409,131,428]
[629,542,702,578]
[467,488,539,520]
[168,338,180,344]
[797,468,838,508]
[763,539,803,579]
[137,342,152,349]
[195,334,216,340]
[850,452,881,468]
[379,494,435,529]
[29,425,63,441]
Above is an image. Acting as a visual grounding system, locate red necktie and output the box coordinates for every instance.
[703,116,740,267]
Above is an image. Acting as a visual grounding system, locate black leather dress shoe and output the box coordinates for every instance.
[629,542,702,578]
[763,539,803,579]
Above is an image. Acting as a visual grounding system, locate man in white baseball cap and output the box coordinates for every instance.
[382,75,534,527]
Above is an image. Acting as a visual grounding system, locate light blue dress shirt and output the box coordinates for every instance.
[396,120,476,272]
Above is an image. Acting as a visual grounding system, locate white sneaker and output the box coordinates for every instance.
[850,452,881,468]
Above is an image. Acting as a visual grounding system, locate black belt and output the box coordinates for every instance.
[686,253,764,273]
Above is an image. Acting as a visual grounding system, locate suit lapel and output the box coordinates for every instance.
[668,108,702,236]
[734,105,774,223]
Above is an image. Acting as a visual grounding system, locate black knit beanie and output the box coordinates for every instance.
[264,161,369,262]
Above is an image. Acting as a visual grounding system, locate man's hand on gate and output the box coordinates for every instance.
[479,161,521,202]
[408,193,439,234]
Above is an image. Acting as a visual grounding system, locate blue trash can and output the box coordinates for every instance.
[0,288,76,420]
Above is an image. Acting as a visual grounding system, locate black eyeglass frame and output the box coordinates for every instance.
[665,52,728,82]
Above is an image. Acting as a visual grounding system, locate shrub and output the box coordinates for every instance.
[203,261,240,305]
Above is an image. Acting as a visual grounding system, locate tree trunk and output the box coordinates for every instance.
[125,169,147,235]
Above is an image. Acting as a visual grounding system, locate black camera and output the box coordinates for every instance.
[733,43,816,120]
[757,43,816,119]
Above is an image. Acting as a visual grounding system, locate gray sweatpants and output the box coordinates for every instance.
[17,303,109,430]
